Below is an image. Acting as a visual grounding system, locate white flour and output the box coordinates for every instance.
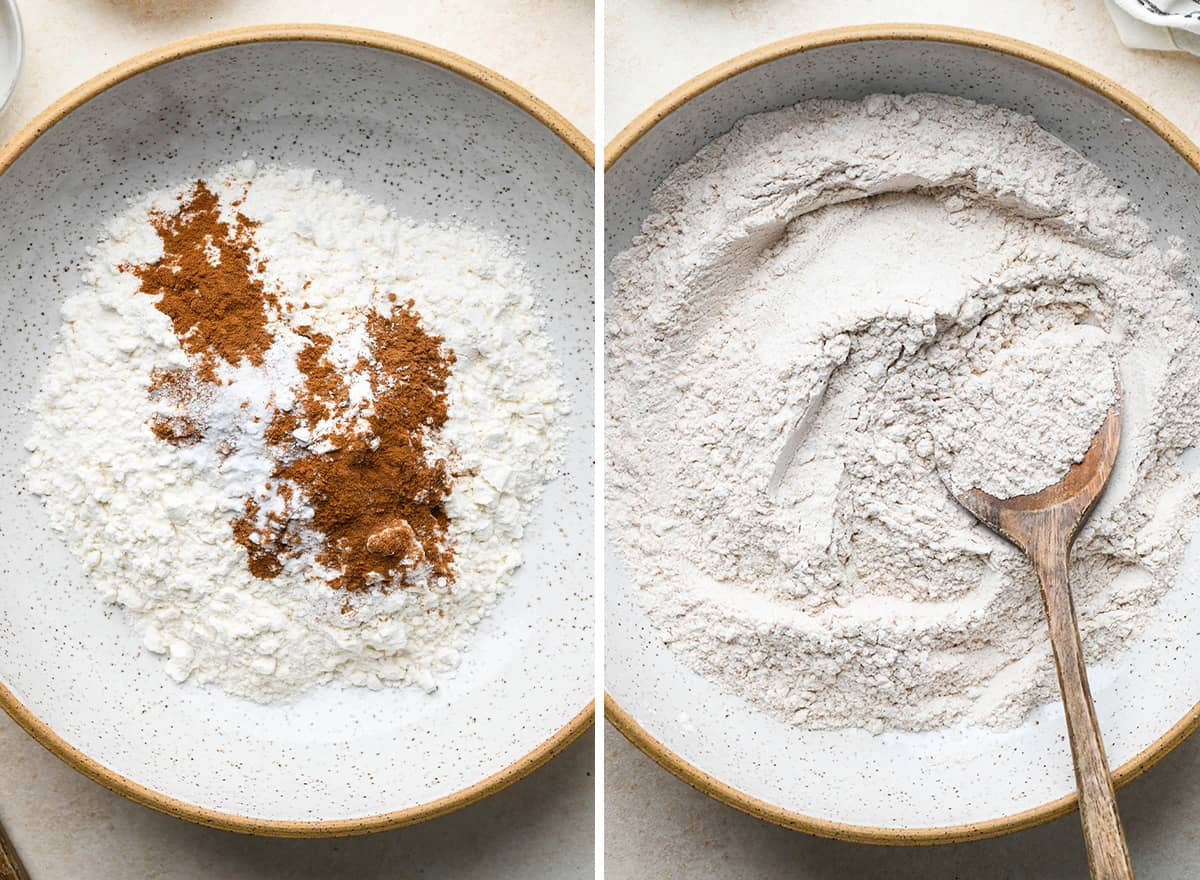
[607,94,1200,732]
[940,325,1117,499]
[26,162,566,702]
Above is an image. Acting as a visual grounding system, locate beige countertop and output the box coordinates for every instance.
[1,719,594,879]
[0,2,594,878]
[604,1,1200,877]
[605,725,1200,879]
[1,0,594,145]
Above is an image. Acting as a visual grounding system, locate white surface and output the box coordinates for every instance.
[605,0,1200,146]
[605,0,1200,873]
[0,1,594,876]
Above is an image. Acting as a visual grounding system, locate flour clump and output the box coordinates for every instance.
[606,94,1200,732]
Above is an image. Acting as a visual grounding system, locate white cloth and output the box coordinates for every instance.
[1105,0,1200,54]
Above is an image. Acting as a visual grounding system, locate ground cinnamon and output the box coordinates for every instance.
[131,180,456,593]
[257,303,455,591]
[132,182,275,383]
[146,367,212,446]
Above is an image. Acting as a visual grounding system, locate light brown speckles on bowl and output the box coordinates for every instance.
[0,24,594,838]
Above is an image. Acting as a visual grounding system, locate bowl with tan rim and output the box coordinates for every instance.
[605,24,1200,844]
[0,25,593,836]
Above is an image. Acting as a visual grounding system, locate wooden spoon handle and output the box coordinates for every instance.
[1035,553,1134,880]
[0,820,29,880]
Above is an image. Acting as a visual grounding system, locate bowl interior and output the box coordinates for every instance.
[0,38,593,825]
[606,36,1200,832]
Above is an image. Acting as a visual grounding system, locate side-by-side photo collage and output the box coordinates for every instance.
[1,2,1200,878]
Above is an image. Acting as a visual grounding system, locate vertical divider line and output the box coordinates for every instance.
[593,0,606,876]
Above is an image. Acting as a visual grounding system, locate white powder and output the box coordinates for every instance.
[26,162,566,702]
[939,325,1117,499]
[607,94,1200,732]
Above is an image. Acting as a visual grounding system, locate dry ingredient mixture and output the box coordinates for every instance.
[607,94,1200,733]
[27,162,566,702]
[939,325,1117,500]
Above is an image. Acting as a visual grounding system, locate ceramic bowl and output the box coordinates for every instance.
[0,0,21,115]
[605,24,1200,844]
[0,25,594,836]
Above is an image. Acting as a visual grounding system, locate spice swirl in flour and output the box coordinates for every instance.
[27,162,566,702]
[607,94,1200,733]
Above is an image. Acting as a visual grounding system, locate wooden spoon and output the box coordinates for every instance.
[953,395,1132,879]
[0,819,29,880]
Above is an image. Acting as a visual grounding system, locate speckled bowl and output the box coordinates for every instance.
[606,24,1200,844]
[0,26,593,836]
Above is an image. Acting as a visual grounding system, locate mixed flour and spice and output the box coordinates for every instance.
[26,162,566,702]
[607,94,1200,733]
